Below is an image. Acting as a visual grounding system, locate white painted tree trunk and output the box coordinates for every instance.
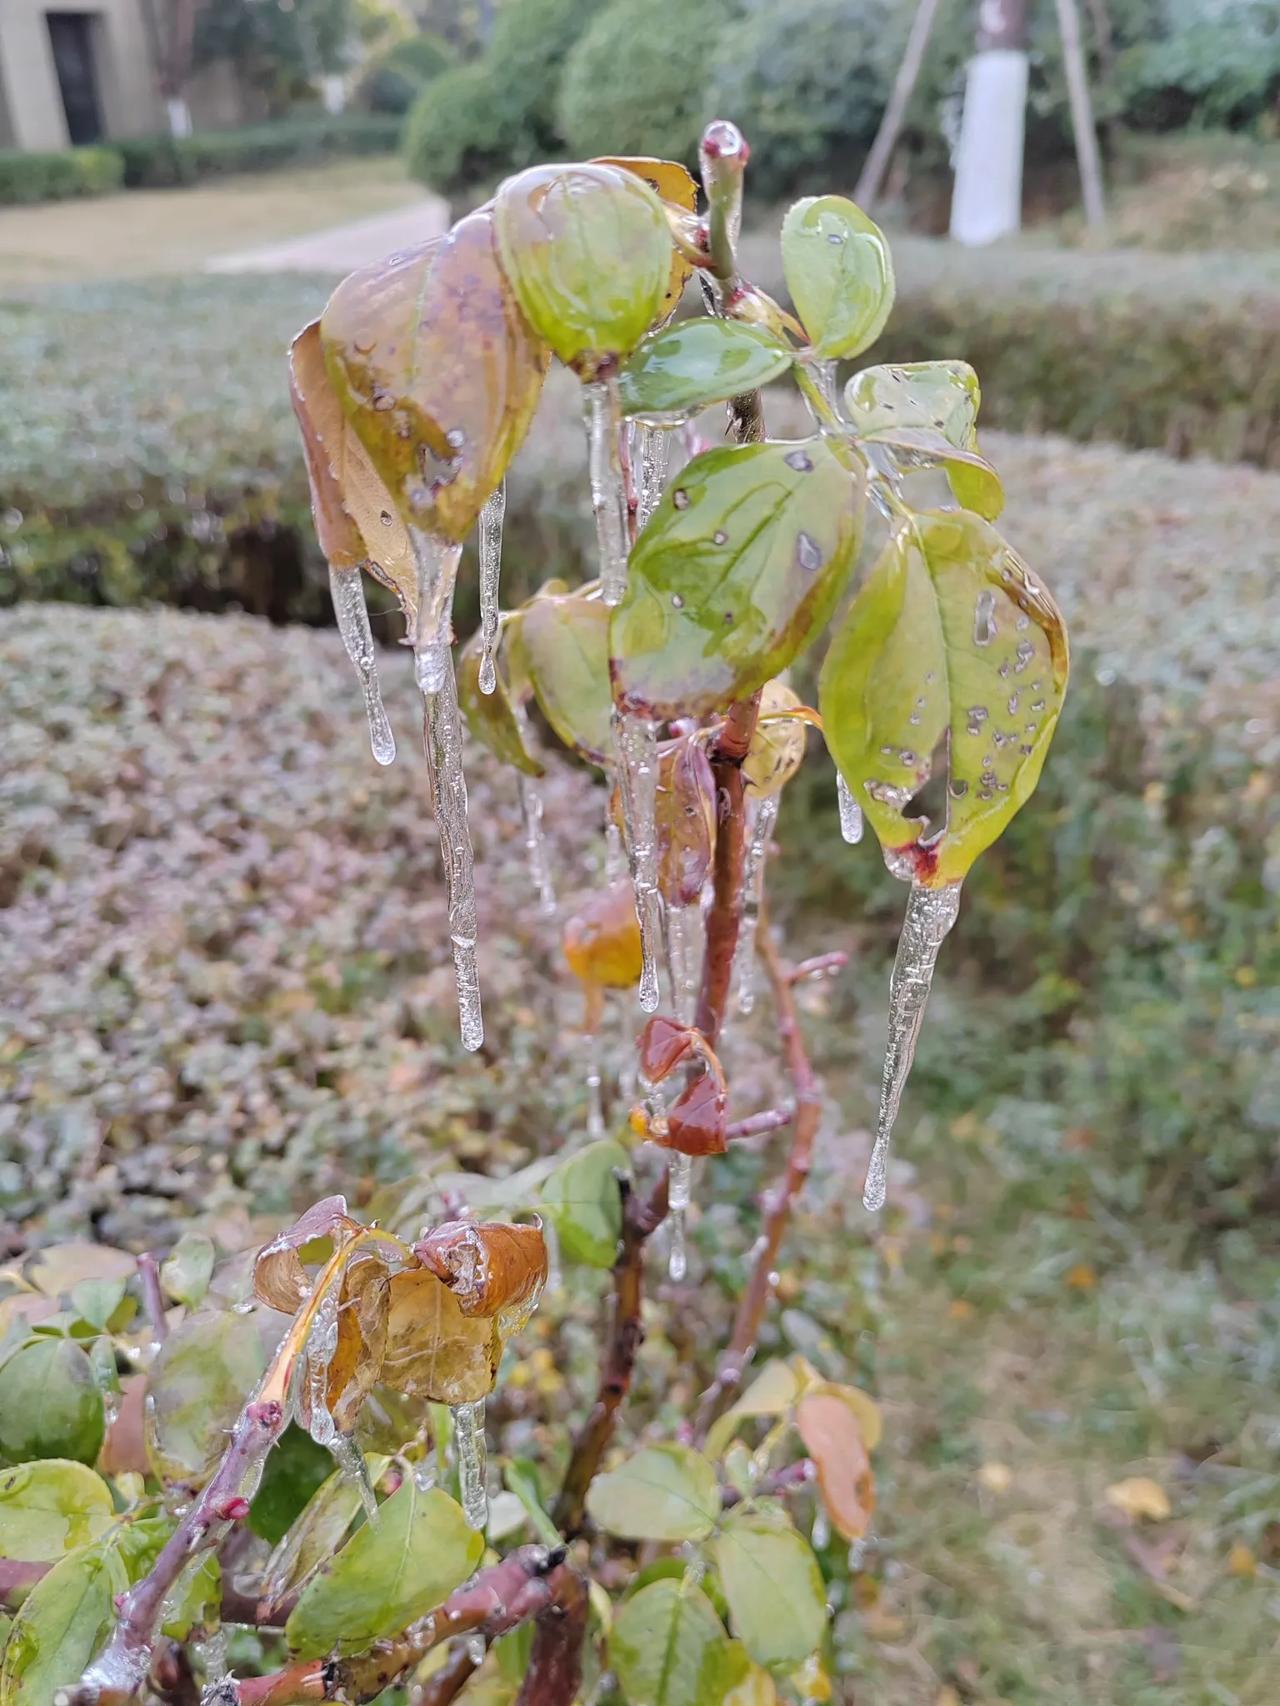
[949,48,1029,245]
[321,75,347,115]
[165,97,193,138]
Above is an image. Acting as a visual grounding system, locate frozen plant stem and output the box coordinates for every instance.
[583,376,630,606]
[477,482,506,696]
[410,530,463,698]
[422,658,484,1052]
[518,773,556,917]
[329,565,396,765]
[863,881,962,1211]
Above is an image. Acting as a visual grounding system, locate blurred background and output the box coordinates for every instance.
[1,2,1278,1700]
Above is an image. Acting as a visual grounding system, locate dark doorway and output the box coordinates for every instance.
[47,12,105,145]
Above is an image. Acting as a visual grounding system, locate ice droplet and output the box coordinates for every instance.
[836,772,864,845]
[329,564,395,765]
[329,1433,379,1524]
[422,655,484,1051]
[477,481,505,696]
[451,1398,488,1530]
[303,1286,341,1447]
[517,773,556,918]
[863,882,962,1212]
[736,793,779,1016]
[584,1027,605,1140]
[410,529,463,696]
[667,1153,693,1281]
[634,422,671,533]
[584,377,630,606]
[612,708,662,1012]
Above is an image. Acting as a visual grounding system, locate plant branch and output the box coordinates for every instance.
[725,1105,794,1141]
[693,693,762,1049]
[136,1252,169,1342]
[515,1564,588,1706]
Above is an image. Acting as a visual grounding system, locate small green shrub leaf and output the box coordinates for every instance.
[159,1553,220,1642]
[258,1456,389,1619]
[781,195,894,359]
[0,1341,103,1467]
[843,360,1003,520]
[457,627,545,778]
[586,1443,721,1541]
[541,1139,628,1268]
[285,1479,483,1658]
[146,1311,267,1489]
[503,1458,561,1549]
[609,1578,739,1706]
[619,320,794,421]
[0,1462,114,1562]
[819,510,1069,885]
[248,1423,333,1546]
[520,590,614,763]
[712,1510,826,1667]
[612,438,864,718]
[0,1544,123,1705]
[159,1234,216,1311]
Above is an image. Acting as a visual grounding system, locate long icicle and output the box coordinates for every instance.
[477,481,506,696]
[736,795,780,1017]
[329,564,395,765]
[665,900,701,1024]
[451,1397,488,1530]
[584,1027,605,1140]
[517,772,556,917]
[612,709,662,1012]
[667,1152,693,1281]
[584,376,630,606]
[836,772,864,844]
[863,881,962,1211]
[634,422,672,533]
[410,529,463,697]
[422,655,484,1052]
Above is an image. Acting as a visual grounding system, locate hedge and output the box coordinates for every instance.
[0,145,123,205]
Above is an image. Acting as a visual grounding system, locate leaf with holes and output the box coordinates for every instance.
[609,1579,742,1706]
[781,196,894,360]
[619,319,794,421]
[521,589,613,763]
[819,510,1068,886]
[586,1444,721,1542]
[611,438,864,718]
[843,361,1003,520]
[712,1509,827,1668]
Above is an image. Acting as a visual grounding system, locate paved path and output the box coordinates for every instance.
[206,194,449,274]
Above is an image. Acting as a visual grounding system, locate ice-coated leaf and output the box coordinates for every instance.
[612,438,864,719]
[0,1341,103,1468]
[284,1479,483,1659]
[609,1579,740,1706]
[795,1391,875,1542]
[321,211,547,542]
[562,882,644,991]
[252,1195,361,1314]
[160,1552,220,1641]
[712,1510,827,1667]
[843,360,1003,520]
[258,1455,389,1617]
[743,680,809,798]
[0,1543,122,1706]
[819,509,1068,885]
[656,738,716,905]
[380,1269,500,1406]
[146,1312,267,1489]
[781,195,894,360]
[159,1233,216,1311]
[705,1359,802,1460]
[542,1139,628,1268]
[295,1250,391,1442]
[520,589,613,763]
[593,155,698,323]
[619,320,794,421]
[457,626,545,778]
[585,1443,721,1541]
[663,1071,729,1157]
[0,1462,114,1562]
[494,163,673,375]
[413,1221,548,1326]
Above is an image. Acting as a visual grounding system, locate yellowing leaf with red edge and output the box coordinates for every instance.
[795,1390,875,1541]
[1104,1477,1172,1521]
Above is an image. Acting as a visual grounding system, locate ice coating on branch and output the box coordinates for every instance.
[303,1285,341,1447]
[452,1397,488,1530]
[329,565,396,765]
[410,529,463,697]
[423,655,484,1051]
[477,481,506,695]
[584,1028,605,1140]
[668,1152,693,1281]
[863,881,962,1212]
[330,1432,379,1523]
[584,376,630,606]
[195,1628,229,1688]
[736,795,779,1016]
[518,773,556,917]
[666,901,701,1024]
[634,422,672,532]
[612,709,662,1011]
[836,772,864,845]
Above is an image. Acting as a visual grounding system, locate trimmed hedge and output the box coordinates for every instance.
[116,114,402,188]
[0,145,123,206]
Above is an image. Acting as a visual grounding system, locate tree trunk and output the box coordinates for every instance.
[855,0,946,210]
[1055,0,1107,230]
[949,0,1030,245]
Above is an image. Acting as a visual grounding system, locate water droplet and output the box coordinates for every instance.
[795,531,822,572]
[712,529,728,545]
[672,487,690,510]
[784,449,814,472]
[671,593,684,608]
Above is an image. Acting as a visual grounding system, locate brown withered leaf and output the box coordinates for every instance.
[413,1220,548,1329]
[297,1249,392,1439]
[795,1391,875,1542]
[320,210,548,543]
[593,156,697,322]
[661,1071,728,1157]
[656,738,716,905]
[638,1015,698,1084]
[253,1196,363,1315]
[381,1268,501,1406]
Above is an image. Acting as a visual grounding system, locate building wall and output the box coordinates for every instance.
[0,0,165,152]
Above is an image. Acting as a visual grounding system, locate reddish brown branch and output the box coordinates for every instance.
[694,693,762,1048]
[515,1565,588,1706]
[725,1105,794,1141]
[136,1252,169,1342]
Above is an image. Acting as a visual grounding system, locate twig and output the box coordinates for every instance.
[136,1252,169,1343]
[789,951,849,984]
[725,1106,794,1141]
[515,1565,588,1706]
[694,693,762,1048]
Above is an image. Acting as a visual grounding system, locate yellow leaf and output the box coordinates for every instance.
[977,1461,1013,1494]
[1228,1542,1256,1577]
[1104,1477,1171,1521]
[1065,1263,1097,1291]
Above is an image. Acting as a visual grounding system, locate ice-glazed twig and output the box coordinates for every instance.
[329,565,395,766]
[735,794,779,1015]
[583,376,630,606]
[421,657,484,1052]
[611,709,662,1013]
[477,482,506,696]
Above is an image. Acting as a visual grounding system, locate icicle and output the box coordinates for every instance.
[517,773,556,917]
[477,481,505,695]
[665,901,701,1024]
[667,1153,693,1281]
[584,1028,605,1139]
[811,1507,830,1550]
[329,1433,378,1523]
[634,422,671,532]
[195,1627,229,1686]
[736,795,780,1016]
[410,529,463,697]
[423,654,484,1052]
[611,709,662,1011]
[863,882,962,1212]
[451,1398,488,1530]
[329,564,395,765]
[584,377,630,606]
[836,773,864,845]
[303,1287,341,1448]
[542,1214,563,1294]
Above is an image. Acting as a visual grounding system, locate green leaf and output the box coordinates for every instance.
[818,510,1069,885]
[612,438,864,719]
[457,625,545,778]
[160,1553,220,1642]
[0,1340,103,1467]
[842,361,1003,520]
[494,163,672,375]
[781,196,894,360]
[112,1514,174,1582]
[619,320,794,421]
[503,1458,561,1549]
[541,1139,627,1268]
[285,1479,483,1659]
[248,1423,333,1546]
[711,1510,827,1668]
[705,1359,801,1460]
[521,590,614,763]
[586,1444,721,1542]
[160,1234,216,1310]
[146,1311,266,1489]
[67,1279,131,1336]
[0,1544,122,1705]
[0,1462,114,1562]
[258,1455,389,1617]
[610,1579,738,1706]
